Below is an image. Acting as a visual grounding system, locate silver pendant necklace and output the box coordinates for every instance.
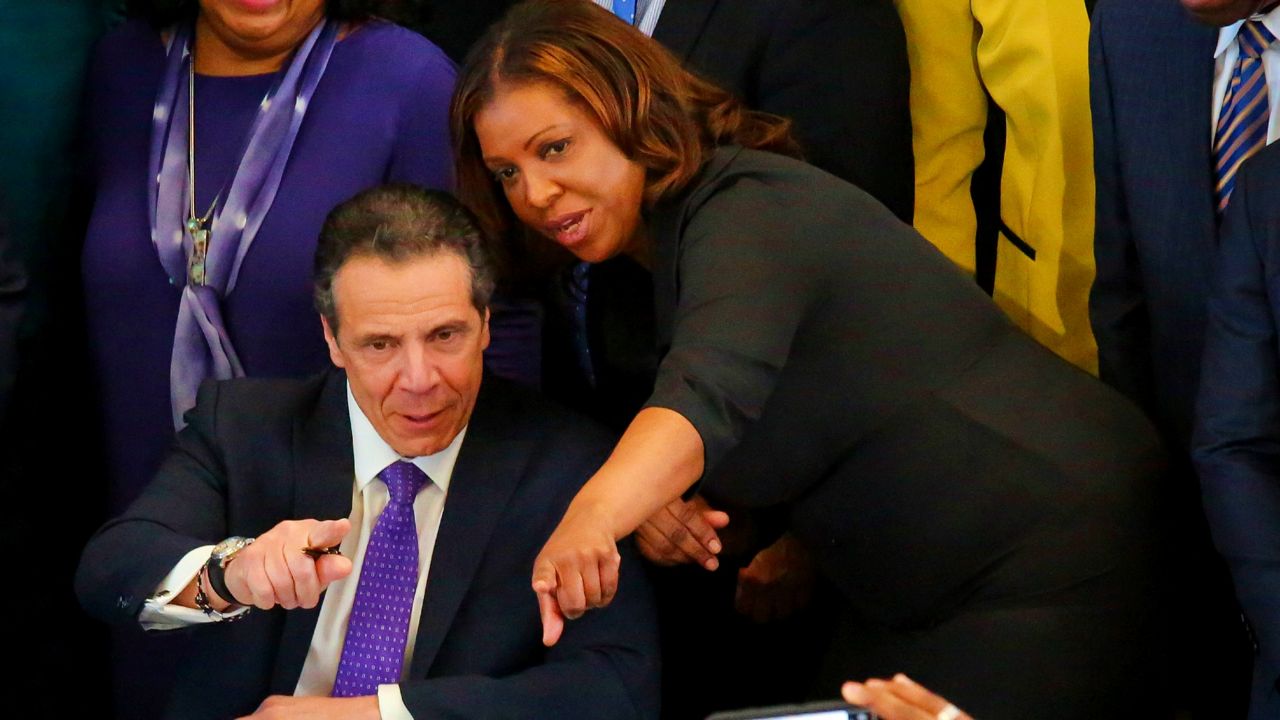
[186,53,218,286]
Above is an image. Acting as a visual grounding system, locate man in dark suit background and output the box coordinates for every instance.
[75,186,659,719]
[1195,140,1280,720]
[1089,0,1280,715]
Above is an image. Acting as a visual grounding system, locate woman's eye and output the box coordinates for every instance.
[492,167,517,184]
[542,139,569,158]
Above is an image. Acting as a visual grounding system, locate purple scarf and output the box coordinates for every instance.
[148,18,339,429]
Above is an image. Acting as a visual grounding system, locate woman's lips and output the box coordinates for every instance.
[545,210,591,248]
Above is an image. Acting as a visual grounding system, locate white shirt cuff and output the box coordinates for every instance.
[377,684,411,720]
[138,545,248,630]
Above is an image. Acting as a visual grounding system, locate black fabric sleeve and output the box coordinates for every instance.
[75,380,229,625]
[645,181,818,474]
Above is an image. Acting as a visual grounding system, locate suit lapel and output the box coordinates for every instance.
[269,370,356,694]
[408,379,532,677]
[651,0,719,60]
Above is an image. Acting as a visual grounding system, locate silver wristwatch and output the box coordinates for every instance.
[206,536,255,604]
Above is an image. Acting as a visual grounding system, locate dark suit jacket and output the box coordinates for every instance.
[1089,0,1219,446]
[76,371,659,719]
[1089,8,1257,715]
[643,146,1163,717]
[650,0,913,222]
[418,0,913,222]
[1194,145,1280,720]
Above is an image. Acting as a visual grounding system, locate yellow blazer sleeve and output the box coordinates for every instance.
[895,0,1098,373]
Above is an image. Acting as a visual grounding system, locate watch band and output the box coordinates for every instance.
[194,566,248,622]
[193,566,217,615]
[205,536,254,606]
[206,559,238,606]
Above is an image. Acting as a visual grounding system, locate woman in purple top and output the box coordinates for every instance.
[83,0,456,514]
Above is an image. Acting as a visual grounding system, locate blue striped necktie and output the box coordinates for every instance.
[1215,20,1276,214]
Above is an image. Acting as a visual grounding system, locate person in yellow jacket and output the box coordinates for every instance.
[894,0,1098,372]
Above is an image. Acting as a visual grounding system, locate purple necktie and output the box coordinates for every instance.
[332,461,429,697]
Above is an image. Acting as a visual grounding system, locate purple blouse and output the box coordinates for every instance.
[82,19,457,511]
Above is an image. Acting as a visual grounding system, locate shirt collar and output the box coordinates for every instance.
[347,381,465,494]
[1216,8,1280,58]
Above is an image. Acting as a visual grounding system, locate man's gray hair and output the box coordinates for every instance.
[314,184,496,335]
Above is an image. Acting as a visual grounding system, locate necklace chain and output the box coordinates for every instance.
[186,51,216,285]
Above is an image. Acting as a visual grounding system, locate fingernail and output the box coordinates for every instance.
[705,557,719,571]
[842,682,866,702]
[709,540,722,553]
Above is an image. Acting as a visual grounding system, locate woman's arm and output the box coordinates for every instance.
[534,171,824,644]
[532,407,703,645]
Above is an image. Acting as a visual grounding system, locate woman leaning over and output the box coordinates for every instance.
[452,2,1165,717]
[83,0,456,515]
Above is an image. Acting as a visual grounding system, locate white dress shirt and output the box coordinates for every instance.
[140,382,466,720]
[591,0,667,37]
[1212,8,1280,144]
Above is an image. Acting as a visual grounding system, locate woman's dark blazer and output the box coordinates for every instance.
[642,146,1165,716]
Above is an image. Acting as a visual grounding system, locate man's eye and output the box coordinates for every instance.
[369,340,390,351]
[436,329,456,342]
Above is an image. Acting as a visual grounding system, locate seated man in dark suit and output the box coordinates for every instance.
[75,185,659,720]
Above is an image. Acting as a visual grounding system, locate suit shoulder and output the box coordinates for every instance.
[694,147,873,204]
[188,372,333,429]
[1093,0,1207,43]
[1092,0,1172,24]
[672,148,893,245]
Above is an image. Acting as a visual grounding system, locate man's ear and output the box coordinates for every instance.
[479,307,491,351]
[321,315,346,369]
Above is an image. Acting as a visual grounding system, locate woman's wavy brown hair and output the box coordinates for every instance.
[450,0,800,286]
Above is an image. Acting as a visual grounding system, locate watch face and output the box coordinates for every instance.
[212,536,252,560]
